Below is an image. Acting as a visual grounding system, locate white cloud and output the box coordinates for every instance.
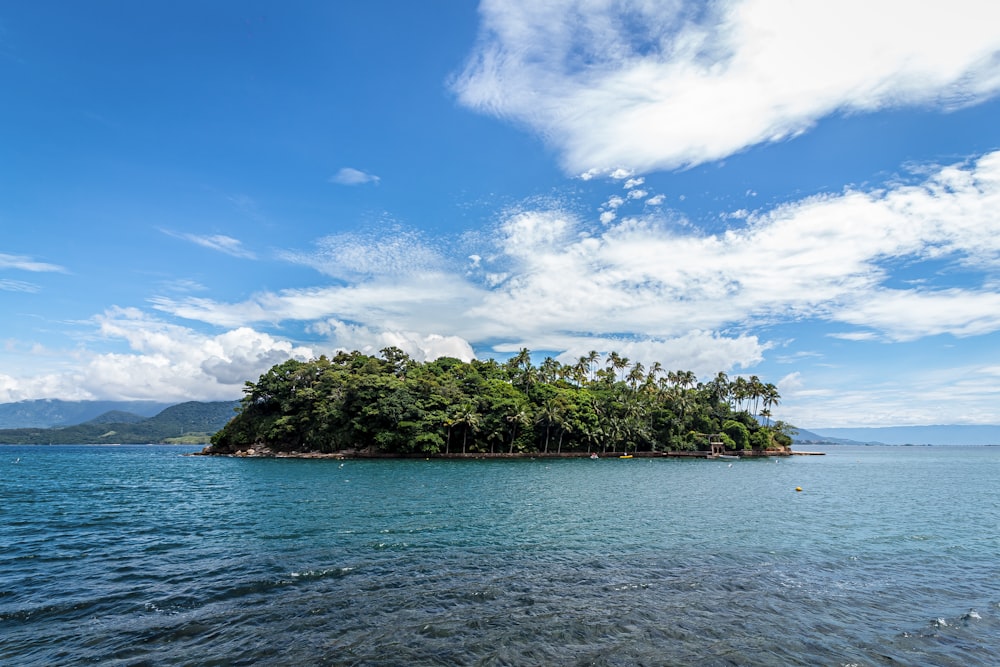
[454,0,1000,174]
[158,278,208,293]
[309,319,475,362]
[779,362,1000,427]
[164,231,256,259]
[835,289,1000,341]
[0,309,318,402]
[0,252,66,273]
[330,167,381,185]
[141,151,1000,419]
[0,279,40,293]
[827,332,879,342]
[645,194,665,206]
[281,228,441,280]
[604,195,625,209]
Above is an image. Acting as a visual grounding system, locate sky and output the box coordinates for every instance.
[3,1,1000,428]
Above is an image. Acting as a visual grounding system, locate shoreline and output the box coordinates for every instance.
[195,447,809,459]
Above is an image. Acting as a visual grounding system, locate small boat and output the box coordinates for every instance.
[619,454,633,459]
[718,454,739,460]
[590,453,599,459]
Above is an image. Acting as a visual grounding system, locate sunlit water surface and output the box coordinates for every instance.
[2,445,999,665]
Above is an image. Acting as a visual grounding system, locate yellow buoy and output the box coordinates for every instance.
[795,486,802,492]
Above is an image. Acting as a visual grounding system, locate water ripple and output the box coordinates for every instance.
[2,446,1000,665]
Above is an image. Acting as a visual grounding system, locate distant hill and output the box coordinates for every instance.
[806,425,1000,446]
[85,410,147,425]
[792,428,871,446]
[0,400,172,429]
[0,401,239,444]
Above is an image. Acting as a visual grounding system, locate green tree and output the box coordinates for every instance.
[722,419,751,451]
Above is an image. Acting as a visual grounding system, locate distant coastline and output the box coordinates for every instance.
[794,425,1000,447]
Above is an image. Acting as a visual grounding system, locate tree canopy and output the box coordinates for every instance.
[209,348,794,456]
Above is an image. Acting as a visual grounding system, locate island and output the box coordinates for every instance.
[203,348,795,459]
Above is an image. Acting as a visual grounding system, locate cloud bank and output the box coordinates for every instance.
[6,150,1000,426]
[148,150,1000,373]
[0,308,314,403]
[453,0,1000,174]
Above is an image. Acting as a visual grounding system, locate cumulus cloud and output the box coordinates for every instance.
[309,319,475,362]
[0,310,316,402]
[82,308,314,399]
[330,167,381,185]
[453,0,1000,174]
[146,151,1000,404]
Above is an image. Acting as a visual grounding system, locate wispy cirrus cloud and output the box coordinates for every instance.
[453,0,1000,175]
[163,231,256,259]
[0,252,66,273]
[330,167,381,186]
[0,279,41,293]
[280,228,441,280]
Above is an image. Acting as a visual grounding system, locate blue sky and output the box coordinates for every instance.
[3,1,1000,427]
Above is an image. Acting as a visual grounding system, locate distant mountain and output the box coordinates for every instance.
[792,428,871,446]
[0,401,239,444]
[142,401,241,435]
[84,410,147,425]
[803,425,1000,446]
[0,400,172,429]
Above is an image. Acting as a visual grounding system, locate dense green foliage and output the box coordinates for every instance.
[210,348,793,456]
[0,401,239,444]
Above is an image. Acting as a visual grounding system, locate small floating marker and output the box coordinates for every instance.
[795,486,802,492]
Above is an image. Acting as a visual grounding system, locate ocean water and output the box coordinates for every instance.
[1,445,998,666]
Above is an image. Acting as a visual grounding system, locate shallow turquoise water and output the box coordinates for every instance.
[2,445,999,665]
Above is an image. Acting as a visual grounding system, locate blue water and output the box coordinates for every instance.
[2,445,999,665]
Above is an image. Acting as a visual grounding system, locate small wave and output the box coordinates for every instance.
[290,567,355,580]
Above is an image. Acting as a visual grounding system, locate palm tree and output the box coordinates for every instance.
[677,370,697,390]
[537,399,567,454]
[506,347,534,393]
[607,352,630,383]
[646,361,663,385]
[586,350,601,383]
[539,356,560,384]
[747,375,764,420]
[627,362,645,391]
[731,376,749,413]
[761,383,780,426]
[455,404,481,454]
[709,371,729,405]
[573,356,590,385]
[506,405,531,454]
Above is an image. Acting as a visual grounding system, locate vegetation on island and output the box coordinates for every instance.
[0,401,239,445]
[208,348,794,456]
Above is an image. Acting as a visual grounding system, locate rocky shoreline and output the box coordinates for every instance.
[195,445,803,459]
